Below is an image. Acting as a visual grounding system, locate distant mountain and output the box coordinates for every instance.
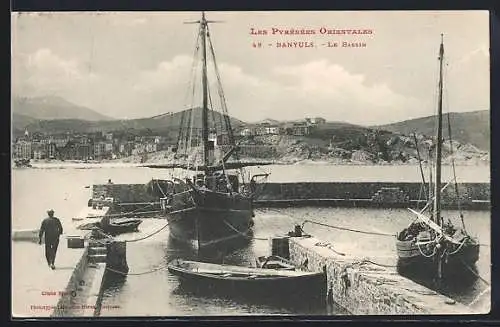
[374,110,490,150]
[252,118,281,125]
[12,96,113,121]
[12,113,39,132]
[13,107,245,138]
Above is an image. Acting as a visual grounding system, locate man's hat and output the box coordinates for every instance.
[47,209,55,215]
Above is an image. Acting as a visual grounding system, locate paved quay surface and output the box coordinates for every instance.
[12,240,86,317]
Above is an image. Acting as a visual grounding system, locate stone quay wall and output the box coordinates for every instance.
[51,247,89,317]
[287,236,474,315]
[92,184,157,204]
[255,182,490,208]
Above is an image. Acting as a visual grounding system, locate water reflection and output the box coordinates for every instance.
[159,234,328,314]
[102,272,127,294]
[165,234,255,264]
[397,259,482,303]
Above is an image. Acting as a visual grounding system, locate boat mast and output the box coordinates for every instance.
[201,12,210,173]
[433,34,445,226]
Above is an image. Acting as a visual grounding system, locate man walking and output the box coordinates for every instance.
[39,209,63,270]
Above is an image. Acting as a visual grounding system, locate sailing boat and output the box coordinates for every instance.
[395,35,480,282]
[158,12,268,249]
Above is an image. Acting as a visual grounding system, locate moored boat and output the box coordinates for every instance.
[153,12,269,250]
[168,259,325,300]
[103,218,142,236]
[395,35,480,284]
[14,158,32,168]
[75,215,142,236]
[255,255,296,270]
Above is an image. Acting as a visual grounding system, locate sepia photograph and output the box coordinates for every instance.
[11,10,490,317]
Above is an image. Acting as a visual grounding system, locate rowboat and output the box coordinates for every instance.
[103,218,142,236]
[255,255,296,270]
[76,217,142,236]
[168,259,325,300]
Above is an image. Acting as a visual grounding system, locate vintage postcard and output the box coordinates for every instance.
[11,10,490,317]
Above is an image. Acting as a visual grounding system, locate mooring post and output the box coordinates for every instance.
[106,241,129,275]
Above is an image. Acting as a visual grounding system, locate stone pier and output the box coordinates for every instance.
[281,236,482,315]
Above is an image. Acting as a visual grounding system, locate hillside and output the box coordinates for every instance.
[13,107,245,138]
[12,113,39,133]
[374,110,490,150]
[12,96,113,121]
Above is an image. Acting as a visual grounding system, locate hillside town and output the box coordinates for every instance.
[13,129,171,162]
[12,117,327,162]
[12,114,488,166]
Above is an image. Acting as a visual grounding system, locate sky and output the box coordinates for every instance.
[11,11,490,125]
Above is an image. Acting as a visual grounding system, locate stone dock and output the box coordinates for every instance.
[12,206,126,318]
[255,182,490,210]
[89,181,490,211]
[272,235,488,315]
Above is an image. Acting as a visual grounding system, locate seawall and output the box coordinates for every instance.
[284,236,481,315]
[90,181,490,210]
[255,182,490,209]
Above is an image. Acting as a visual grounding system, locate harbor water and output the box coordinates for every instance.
[12,165,491,316]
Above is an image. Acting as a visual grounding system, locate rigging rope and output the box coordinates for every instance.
[313,241,346,256]
[79,210,162,220]
[89,220,170,245]
[301,219,396,237]
[106,263,171,276]
[175,30,201,165]
[222,219,267,241]
[416,178,453,215]
[446,111,467,233]
[446,238,467,255]
[358,259,397,268]
[417,239,438,258]
[207,89,232,192]
[413,133,428,201]
[87,206,193,245]
[207,26,235,147]
[206,25,246,182]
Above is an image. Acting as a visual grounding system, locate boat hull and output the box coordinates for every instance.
[104,219,142,236]
[168,260,326,301]
[166,188,254,249]
[396,239,480,278]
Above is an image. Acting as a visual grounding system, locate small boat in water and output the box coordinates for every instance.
[102,218,142,236]
[14,158,32,168]
[168,259,325,300]
[255,255,296,270]
[76,217,142,236]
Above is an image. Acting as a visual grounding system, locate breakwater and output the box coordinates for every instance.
[255,182,490,210]
[273,235,483,315]
[90,181,490,210]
